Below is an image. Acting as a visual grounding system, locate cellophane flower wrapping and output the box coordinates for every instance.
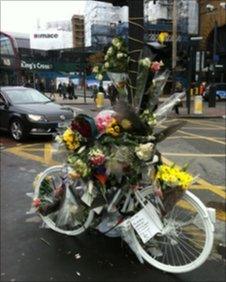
[153,91,186,124]
[54,185,84,229]
[140,70,170,114]
[133,47,156,112]
[107,72,128,101]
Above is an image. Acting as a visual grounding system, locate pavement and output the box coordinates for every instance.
[47,92,226,119]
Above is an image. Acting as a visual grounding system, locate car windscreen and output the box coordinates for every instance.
[5,88,51,104]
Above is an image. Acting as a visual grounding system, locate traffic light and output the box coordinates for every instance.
[204,51,212,68]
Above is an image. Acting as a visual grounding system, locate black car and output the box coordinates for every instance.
[0,86,74,141]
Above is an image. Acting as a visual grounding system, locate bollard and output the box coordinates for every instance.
[95,92,105,108]
[195,87,199,95]
[193,95,203,114]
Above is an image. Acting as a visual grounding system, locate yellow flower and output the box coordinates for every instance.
[157,164,193,190]
[63,128,74,143]
[106,118,121,137]
[62,128,81,151]
[121,119,132,130]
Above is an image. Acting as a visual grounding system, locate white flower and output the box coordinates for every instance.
[104,54,109,60]
[107,47,113,55]
[115,42,122,49]
[139,57,151,68]
[117,53,124,59]
[135,142,154,161]
[112,38,120,46]
[96,74,103,81]
[92,66,99,73]
[104,62,110,69]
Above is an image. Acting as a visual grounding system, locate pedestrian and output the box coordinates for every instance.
[57,82,62,97]
[67,80,74,100]
[61,83,67,99]
[108,83,118,106]
[24,79,32,88]
[92,85,98,102]
[49,80,56,99]
[34,78,40,91]
[39,79,45,94]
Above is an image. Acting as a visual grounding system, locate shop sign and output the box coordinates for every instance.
[21,60,52,70]
[34,33,59,39]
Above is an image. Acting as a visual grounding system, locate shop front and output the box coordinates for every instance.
[0,31,21,85]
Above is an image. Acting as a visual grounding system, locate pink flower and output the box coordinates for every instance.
[150,61,164,72]
[32,197,41,208]
[95,114,113,133]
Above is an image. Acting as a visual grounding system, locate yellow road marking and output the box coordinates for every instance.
[168,136,226,140]
[158,123,226,145]
[162,152,226,158]
[184,119,226,130]
[182,127,225,130]
[5,143,57,166]
[177,129,226,145]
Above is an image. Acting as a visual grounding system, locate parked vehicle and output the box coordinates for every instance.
[203,83,226,101]
[0,86,74,141]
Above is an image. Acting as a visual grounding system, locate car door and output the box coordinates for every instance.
[216,84,226,99]
[0,92,10,130]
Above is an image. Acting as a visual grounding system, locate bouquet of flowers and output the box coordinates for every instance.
[155,163,194,213]
[31,37,189,221]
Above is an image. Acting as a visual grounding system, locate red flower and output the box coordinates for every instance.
[94,174,108,186]
[90,155,106,166]
[71,119,91,138]
[32,197,41,208]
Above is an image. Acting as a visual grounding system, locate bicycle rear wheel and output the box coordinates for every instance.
[33,165,94,236]
[132,189,214,273]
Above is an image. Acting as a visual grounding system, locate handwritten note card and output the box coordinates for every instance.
[130,208,160,244]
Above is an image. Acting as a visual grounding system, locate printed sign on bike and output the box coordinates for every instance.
[130,208,160,244]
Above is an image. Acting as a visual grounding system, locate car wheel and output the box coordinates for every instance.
[10,119,27,141]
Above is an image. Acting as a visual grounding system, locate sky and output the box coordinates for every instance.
[1,0,86,33]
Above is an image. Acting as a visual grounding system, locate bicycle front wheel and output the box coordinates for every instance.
[33,165,94,236]
[132,190,214,273]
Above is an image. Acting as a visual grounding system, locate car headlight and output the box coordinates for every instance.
[27,114,46,122]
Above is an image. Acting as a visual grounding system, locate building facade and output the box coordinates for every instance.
[4,31,30,48]
[71,15,85,48]
[199,0,226,82]
[84,1,128,48]
[30,29,73,50]
[45,20,72,31]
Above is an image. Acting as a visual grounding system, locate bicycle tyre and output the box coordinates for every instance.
[33,165,94,236]
[132,189,214,273]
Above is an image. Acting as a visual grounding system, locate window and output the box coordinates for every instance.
[0,93,6,104]
[0,34,14,56]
